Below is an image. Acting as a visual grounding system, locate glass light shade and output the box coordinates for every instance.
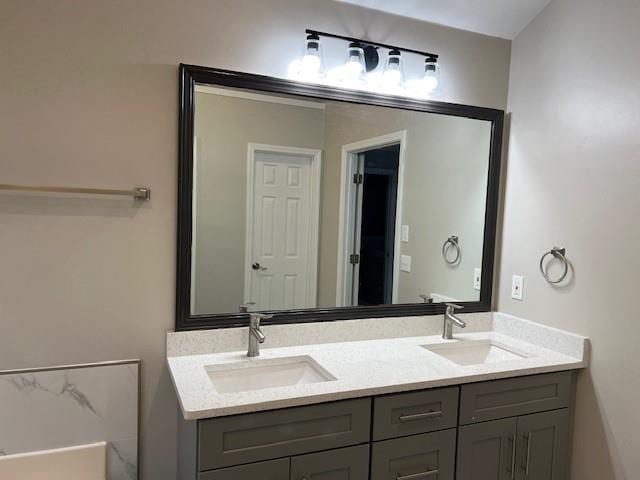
[342,43,366,84]
[382,49,405,88]
[297,34,325,80]
[422,59,440,94]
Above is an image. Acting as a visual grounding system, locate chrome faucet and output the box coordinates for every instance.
[247,313,271,357]
[443,303,466,340]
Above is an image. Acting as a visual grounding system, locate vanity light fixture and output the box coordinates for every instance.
[382,49,405,89]
[294,33,326,80]
[421,55,440,94]
[342,42,367,84]
[290,29,440,99]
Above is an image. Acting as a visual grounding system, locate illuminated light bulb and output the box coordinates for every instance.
[342,42,366,85]
[382,69,401,87]
[382,49,405,90]
[300,54,321,78]
[421,56,440,94]
[292,33,325,81]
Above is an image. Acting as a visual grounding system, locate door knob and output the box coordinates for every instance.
[252,262,267,271]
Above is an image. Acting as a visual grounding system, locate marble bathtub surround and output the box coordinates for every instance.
[0,360,139,480]
[167,312,589,420]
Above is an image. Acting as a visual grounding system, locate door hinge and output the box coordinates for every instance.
[349,254,360,265]
[353,173,363,184]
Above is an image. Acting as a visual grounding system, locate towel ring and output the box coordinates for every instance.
[539,247,568,284]
[442,236,461,265]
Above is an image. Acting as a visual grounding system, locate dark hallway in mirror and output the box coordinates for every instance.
[356,144,400,306]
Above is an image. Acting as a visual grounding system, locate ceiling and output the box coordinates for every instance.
[335,0,551,39]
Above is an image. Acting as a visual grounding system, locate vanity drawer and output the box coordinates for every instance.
[372,387,459,440]
[198,398,371,470]
[291,444,370,480]
[459,371,573,425]
[370,429,456,480]
[199,458,289,480]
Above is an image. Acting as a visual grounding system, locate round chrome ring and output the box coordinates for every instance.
[539,247,568,284]
[442,236,461,265]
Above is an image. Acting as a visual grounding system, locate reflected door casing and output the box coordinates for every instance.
[250,150,314,310]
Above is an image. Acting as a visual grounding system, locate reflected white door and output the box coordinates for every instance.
[247,147,320,311]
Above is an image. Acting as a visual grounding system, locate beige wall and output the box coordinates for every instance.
[0,1,510,478]
[193,92,325,314]
[319,103,490,305]
[499,0,640,478]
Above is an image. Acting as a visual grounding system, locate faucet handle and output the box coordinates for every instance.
[418,294,433,304]
[445,303,464,311]
[238,302,255,313]
[249,313,273,326]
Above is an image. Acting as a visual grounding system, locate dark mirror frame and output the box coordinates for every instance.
[177,64,504,331]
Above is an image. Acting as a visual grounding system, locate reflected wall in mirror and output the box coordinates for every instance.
[190,83,492,317]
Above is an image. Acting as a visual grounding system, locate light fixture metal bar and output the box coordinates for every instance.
[306,29,439,60]
[0,183,151,200]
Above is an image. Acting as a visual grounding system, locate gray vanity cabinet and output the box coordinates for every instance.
[514,409,569,480]
[198,398,371,470]
[372,387,459,441]
[370,429,457,480]
[180,372,576,480]
[456,410,570,480]
[199,458,290,480]
[458,371,572,425]
[290,444,370,480]
[456,418,517,480]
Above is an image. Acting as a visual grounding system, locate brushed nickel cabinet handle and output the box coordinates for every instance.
[521,433,531,477]
[398,410,442,422]
[396,469,439,480]
[507,435,517,480]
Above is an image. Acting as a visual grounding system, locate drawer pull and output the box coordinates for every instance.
[521,433,531,477]
[398,411,443,422]
[507,435,517,480]
[396,469,439,479]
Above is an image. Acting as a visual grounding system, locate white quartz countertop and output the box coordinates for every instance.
[168,313,589,420]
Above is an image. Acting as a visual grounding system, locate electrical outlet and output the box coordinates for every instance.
[400,254,411,272]
[401,225,409,243]
[511,275,524,300]
[473,268,481,291]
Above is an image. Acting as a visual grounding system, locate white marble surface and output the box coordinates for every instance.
[167,313,588,420]
[0,362,139,480]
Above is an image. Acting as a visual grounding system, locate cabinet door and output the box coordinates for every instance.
[515,409,569,480]
[457,418,517,480]
[371,429,456,480]
[290,444,370,480]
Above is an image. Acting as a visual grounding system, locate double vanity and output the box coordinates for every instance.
[168,312,588,480]
[170,65,588,480]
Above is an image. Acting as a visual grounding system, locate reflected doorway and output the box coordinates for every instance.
[337,131,406,307]
[356,145,400,305]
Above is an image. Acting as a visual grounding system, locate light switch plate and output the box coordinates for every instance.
[473,268,481,291]
[401,225,409,243]
[400,254,411,272]
[511,275,524,300]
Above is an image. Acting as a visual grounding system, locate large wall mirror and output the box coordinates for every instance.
[177,65,503,329]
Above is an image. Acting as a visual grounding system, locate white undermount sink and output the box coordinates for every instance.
[422,339,531,366]
[205,355,336,393]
